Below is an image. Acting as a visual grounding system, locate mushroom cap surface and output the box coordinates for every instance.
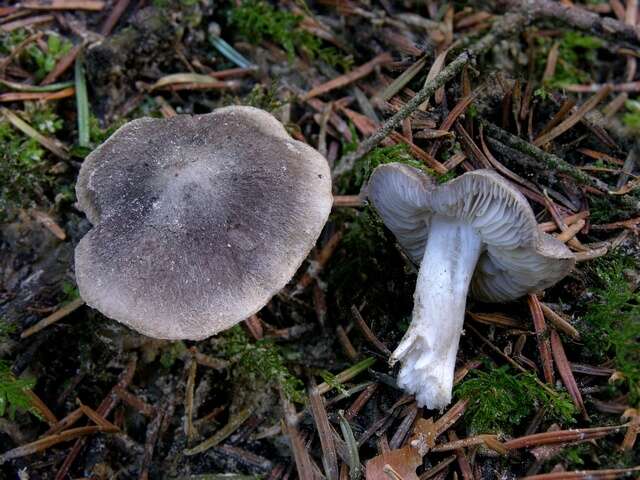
[367,163,575,302]
[75,106,332,340]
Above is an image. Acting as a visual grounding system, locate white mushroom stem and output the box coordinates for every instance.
[391,217,482,409]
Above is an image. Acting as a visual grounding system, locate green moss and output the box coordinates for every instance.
[580,252,640,405]
[554,440,637,471]
[339,143,427,192]
[536,31,603,88]
[588,193,640,223]
[228,0,352,71]
[329,207,388,296]
[0,107,57,220]
[562,444,589,468]
[0,322,16,346]
[455,365,576,435]
[221,326,305,403]
[0,361,38,420]
[622,99,640,132]
[160,341,187,369]
[221,83,283,115]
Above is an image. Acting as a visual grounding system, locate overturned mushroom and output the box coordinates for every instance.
[368,164,575,409]
[75,106,332,340]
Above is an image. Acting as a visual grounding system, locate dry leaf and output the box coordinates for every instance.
[365,446,421,480]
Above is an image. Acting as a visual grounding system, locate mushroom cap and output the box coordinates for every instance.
[75,106,332,340]
[367,163,575,302]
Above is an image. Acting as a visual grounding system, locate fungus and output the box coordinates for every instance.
[75,106,332,340]
[367,164,575,409]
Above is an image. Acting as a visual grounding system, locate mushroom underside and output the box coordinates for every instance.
[368,163,575,409]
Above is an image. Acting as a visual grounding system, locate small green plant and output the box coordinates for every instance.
[581,252,640,405]
[26,34,72,81]
[537,31,603,88]
[0,30,71,81]
[0,120,49,220]
[0,361,38,420]
[221,326,305,403]
[455,365,576,434]
[61,281,80,302]
[229,0,352,70]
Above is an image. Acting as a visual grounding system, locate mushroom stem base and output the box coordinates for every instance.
[391,217,482,409]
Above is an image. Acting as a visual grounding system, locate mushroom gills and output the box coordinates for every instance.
[391,216,482,410]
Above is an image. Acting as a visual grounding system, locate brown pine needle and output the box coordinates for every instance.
[431,434,506,454]
[521,466,640,479]
[504,424,628,450]
[77,401,119,430]
[184,407,252,455]
[434,399,469,436]
[0,426,118,464]
[309,386,339,480]
[550,331,589,420]
[333,195,364,207]
[351,305,391,357]
[556,219,586,243]
[528,294,555,385]
[31,209,66,240]
[533,86,612,147]
[303,53,392,100]
[621,409,640,451]
[540,303,580,340]
[41,44,81,85]
[21,297,85,338]
[539,211,590,233]
[45,408,83,436]
[25,390,58,426]
[21,0,105,11]
[294,230,343,293]
[467,311,523,329]
[184,356,198,441]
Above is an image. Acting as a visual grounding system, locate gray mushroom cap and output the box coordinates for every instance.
[75,106,332,340]
[367,163,575,302]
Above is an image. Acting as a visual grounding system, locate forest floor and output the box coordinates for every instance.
[0,0,639,479]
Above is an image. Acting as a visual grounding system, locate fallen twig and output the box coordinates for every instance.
[506,0,640,47]
[483,122,610,192]
[333,10,530,178]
